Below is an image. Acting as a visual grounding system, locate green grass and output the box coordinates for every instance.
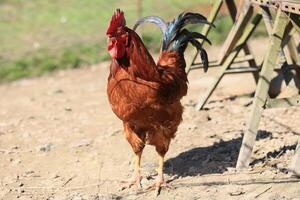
[0,42,108,81]
[0,0,266,82]
[0,0,212,82]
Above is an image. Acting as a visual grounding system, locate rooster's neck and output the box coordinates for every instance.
[125,28,160,81]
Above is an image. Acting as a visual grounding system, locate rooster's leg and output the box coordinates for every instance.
[157,154,164,185]
[120,152,143,190]
[146,154,171,196]
[134,152,143,186]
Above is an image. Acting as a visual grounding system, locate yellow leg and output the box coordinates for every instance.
[146,153,172,196]
[157,154,164,183]
[151,154,168,196]
[135,152,142,177]
[119,152,143,190]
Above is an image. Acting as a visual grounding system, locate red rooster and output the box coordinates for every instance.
[106,9,210,193]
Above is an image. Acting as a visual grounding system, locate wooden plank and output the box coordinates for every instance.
[187,0,223,73]
[261,6,273,36]
[289,13,300,33]
[261,6,290,97]
[225,0,238,20]
[196,14,262,110]
[251,0,300,15]
[190,54,255,70]
[243,44,259,83]
[227,0,259,83]
[250,0,278,9]
[224,67,259,74]
[200,0,224,45]
[281,1,300,15]
[217,1,254,64]
[287,36,300,65]
[281,22,298,65]
[265,95,300,108]
[289,139,300,177]
[236,10,289,169]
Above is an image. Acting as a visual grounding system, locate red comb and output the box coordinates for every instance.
[106,9,126,35]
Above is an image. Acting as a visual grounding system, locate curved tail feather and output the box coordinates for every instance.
[162,12,213,51]
[133,16,167,34]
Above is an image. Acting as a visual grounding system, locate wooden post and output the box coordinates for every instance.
[216,1,253,64]
[186,0,223,73]
[289,139,300,177]
[236,9,289,169]
[226,0,259,83]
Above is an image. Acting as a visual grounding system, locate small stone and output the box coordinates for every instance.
[17,187,25,194]
[39,143,54,152]
[141,177,150,187]
[12,159,21,165]
[65,107,72,112]
[54,89,64,94]
[229,188,245,196]
[51,174,60,179]
[25,170,34,175]
[70,139,91,148]
[27,116,35,120]
[97,194,121,200]
[11,146,19,150]
[226,167,237,173]
[89,194,100,200]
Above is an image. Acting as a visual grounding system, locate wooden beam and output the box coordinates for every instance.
[287,34,300,66]
[217,1,253,64]
[191,54,255,69]
[251,0,300,15]
[261,6,273,36]
[265,95,300,108]
[226,0,259,83]
[289,13,300,33]
[186,0,223,73]
[200,0,223,45]
[236,10,289,169]
[224,67,259,74]
[289,139,300,177]
[225,0,238,20]
[281,1,300,15]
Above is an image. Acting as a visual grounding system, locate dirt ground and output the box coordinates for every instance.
[0,39,300,200]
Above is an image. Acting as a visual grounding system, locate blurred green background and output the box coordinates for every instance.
[0,0,265,82]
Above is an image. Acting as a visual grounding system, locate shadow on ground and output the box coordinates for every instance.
[165,130,279,177]
[165,137,242,177]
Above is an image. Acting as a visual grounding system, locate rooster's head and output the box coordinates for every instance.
[106,9,129,59]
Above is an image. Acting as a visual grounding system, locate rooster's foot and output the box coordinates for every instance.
[145,180,172,196]
[119,175,143,191]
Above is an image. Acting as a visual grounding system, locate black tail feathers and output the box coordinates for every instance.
[134,12,213,72]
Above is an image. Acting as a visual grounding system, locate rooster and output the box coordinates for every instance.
[106,9,211,194]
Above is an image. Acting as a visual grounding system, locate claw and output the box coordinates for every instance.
[145,181,172,196]
[118,176,143,191]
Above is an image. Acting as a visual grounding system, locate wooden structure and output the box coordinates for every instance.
[187,0,260,111]
[188,0,300,175]
[236,0,300,175]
